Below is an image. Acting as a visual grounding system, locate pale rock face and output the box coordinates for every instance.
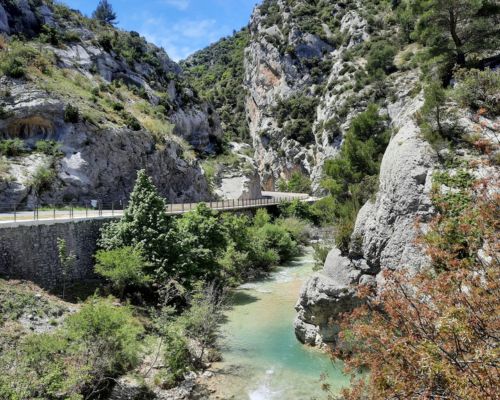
[0,1,221,207]
[295,72,438,347]
[212,143,262,200]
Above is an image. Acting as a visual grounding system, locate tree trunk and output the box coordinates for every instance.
[449,8,465,66]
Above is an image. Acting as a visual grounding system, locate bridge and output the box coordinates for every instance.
[0,192,318,228]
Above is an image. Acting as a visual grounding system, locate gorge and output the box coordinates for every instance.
[0,0,499,399]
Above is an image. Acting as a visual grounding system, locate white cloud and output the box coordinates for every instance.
[161,0,190,11]
[139,16,225,61]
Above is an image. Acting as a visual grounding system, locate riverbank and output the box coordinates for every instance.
[196,248,349,399]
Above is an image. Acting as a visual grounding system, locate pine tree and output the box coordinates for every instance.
[412,0,500,68]
[99,170,173,270]
[92,0,117,25]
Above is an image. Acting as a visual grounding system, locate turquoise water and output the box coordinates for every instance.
[209,249,350,399]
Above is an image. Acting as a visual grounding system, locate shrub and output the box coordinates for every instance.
[65,297,143,371]
[123,112,141,131]
[366,40,397,74]
[251,223,298,262]
[276,217,311,245]
[64,104,79,123]
[35,140,62,156]
[95,246,151,297]
[455,68,500,116]
[321,104,389,252]
[0,297,143,399]
[0,138,25,156]
[277,171,312,193]
[29,164,56,196]
[0,41,37,78]
[334,177,499,400]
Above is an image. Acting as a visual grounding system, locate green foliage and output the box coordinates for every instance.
[404,0,500,78]
[0,297,143,400]
[65,296,143,370]
[253,208,271,228]
[35,140,62,156]
[251,223,298,262]
[322,104,389,252]
[312,242,331,271]
[277,171,312,193]
[276,217,311,246]
[64,104,80,123]
[278,199,318,224]
[274,94,319,145]
[57,238,75,300]
[0,40,37,78]
[0,138,25,156]
[95,247,151,297]
[366,40,397,75]
[454,68,500,116]
[173,204,228,283]
[92,0,117,25]
[29,164,56,196]
[181,29,251,143]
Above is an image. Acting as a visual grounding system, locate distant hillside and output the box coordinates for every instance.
[181,28,251,143]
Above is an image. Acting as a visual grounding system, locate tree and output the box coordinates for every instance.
[95,246,150,298]
[92,0,117,25]
[57,238,75,300]
[332,175,500,400]
[99,169,173,275]
[412,0,500,70]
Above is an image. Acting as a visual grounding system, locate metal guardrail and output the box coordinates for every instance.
[0,193,313,224]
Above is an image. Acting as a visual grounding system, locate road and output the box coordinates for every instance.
[0,192,318,228]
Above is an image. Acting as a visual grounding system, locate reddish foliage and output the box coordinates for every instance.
[333,178,500,400]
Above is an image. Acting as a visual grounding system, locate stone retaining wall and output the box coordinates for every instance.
[0,218,117,289]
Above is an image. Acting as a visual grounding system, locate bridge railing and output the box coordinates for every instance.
[0,194,311,224]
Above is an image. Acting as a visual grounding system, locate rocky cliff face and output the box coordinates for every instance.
[295,71,437,345]
[0,0,221,206]
[244,0,377,192]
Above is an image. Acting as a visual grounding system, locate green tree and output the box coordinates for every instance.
[412,0,500,69]
[173,204,227,283]
[95,246,151,298]
[92,0,117,25]
[99,169,173,274]
[57,238,75,300]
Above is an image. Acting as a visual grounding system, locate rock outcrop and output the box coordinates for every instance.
[295,71,437,347]
[244,1,372,192]
[0,1,221,207]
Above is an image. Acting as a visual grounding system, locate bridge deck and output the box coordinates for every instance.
[0,192,319,228]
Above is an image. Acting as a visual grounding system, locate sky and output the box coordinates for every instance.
[62,0,258,61]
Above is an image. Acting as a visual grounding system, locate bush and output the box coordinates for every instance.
[321,104,389,252]
[65,297,143,371]
[95,246,151,297]
[366,40,397,74]
[276,217,311,245]
[251,223,298,263]
[335,177,499,400]
[455,68,500,116]
[0,297,143,399]
[0,138,25,156]
[35,140,62,156]
[277,171,312,193]
[29,164,56,195]
[0,41,37,79]
[64,104,79,123]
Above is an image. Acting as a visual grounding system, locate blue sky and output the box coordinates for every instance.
[62,0,258,61]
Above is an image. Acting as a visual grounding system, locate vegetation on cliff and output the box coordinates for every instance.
[181,29,251,143]
[332,170,499,400]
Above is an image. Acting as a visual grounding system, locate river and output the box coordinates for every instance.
[206,248,350,399]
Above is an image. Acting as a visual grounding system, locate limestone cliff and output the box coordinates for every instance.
[0,0,221,206]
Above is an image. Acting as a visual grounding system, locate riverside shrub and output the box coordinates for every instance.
[334,176,500,400]
[321,104,389,252]
[0,297,143,399]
